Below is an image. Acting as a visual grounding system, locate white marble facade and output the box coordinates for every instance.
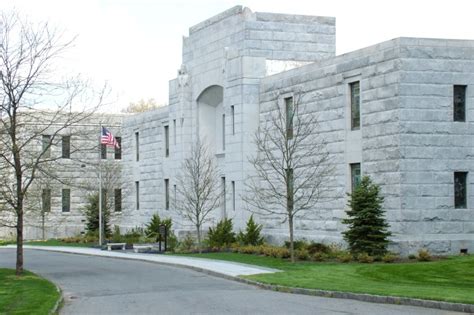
[4,6,473,255]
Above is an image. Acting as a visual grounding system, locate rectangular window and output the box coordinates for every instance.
[135,181,140,210]
[286,168,294,209]
[42,135,51,158]
[454,172,468,208]
[350,163,361,192]
[350,81,360,130]
[114,189,122,212]
[115,137,122,160]
[164,179,170,210]
[222,114,226,151]
[164,125,169,157]
[42,189,51,212]
[231,181,235,211]
[285,97,294,139]
[173,184,177,208]
[454,85,466,122]
[231,105,235,135]
[173,119,177,144]
[62,136,70,159]
[62,189,70,212]
[221,177,226,217]
[101,144,107,159]
[135,132,140,161]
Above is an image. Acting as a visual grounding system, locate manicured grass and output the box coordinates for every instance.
[24,239,96,247]
[0,268,60,314]
[178,252,474,304]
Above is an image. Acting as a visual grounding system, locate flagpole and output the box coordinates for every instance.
[98,123,103,247]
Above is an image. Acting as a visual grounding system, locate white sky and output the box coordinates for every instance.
[3,0,474,112]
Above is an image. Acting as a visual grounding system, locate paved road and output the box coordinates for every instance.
[0,249,462,315]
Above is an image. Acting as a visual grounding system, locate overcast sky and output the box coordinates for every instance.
[3,0,474,112]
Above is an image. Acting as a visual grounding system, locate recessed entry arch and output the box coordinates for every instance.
[197,85,224,153]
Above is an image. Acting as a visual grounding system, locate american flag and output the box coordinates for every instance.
[101,126,120,149]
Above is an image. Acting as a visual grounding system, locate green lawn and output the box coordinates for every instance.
[179,252,474,304]
[0,268,60,314]
[23,239,96,247]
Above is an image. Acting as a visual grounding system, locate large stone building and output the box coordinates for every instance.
[2,6,473,255]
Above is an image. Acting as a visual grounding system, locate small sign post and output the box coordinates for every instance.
[158,224,167,252]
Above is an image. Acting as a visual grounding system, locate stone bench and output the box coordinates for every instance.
[106,243,126,251]
[133,244,154,253]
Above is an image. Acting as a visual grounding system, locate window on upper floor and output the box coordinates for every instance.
[42,135,51,158]
[135,132,140,161]
[350,81,360,130]
[222,114,226,151]
[454,172,468,209]
[62,136,70,159]
[115,137,122,160]
[285,97,294,139]
[164,125,169,157]
[135,181,140,210]
[453,85,466,122]
[350,163,361,192]
[231,105,235,135]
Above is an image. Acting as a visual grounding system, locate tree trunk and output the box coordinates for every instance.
[196,224,202,254]
[16,197,24,276]
[289,215,295,263]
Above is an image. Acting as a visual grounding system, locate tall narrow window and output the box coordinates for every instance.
[42,189,51,212]
[350,81,360,130]
[221,177,226,218]
[454,172,468,208]
[164,125,169,157]
[286,168,294,210]
[135,181,140,210]
[62,136,70,159]
[42,135,51,158]
[135,132,140,161]
[173,184,177,208]
[231,105,235,135]
[454,85,466,122]
[115,137,122,160]
[101,144,107,159]
[222,114,226,151]
[285,97,294,139]
[231,181,235,211]
[164,179,170,210]
[350,163,361,192]
[173,119,177,144]
[114,189,122,212]
[62,189,70,212]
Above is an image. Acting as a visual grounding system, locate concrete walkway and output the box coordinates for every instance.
[6,245,279,277]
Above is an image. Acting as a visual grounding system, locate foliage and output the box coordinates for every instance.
[121,98,164,113]
[408,254,416,260]
[382,253,398,263]
[177,233,195,252]
[0,268,60,314]
[83,193,112,237]
[296,249,310,260]
[342,176,391,256]
[357,253,374,263]
[207,218,236,248]
[417,249,432,262]
[336,252,353,263]
[145,213,172,240]
[237,215,264,246]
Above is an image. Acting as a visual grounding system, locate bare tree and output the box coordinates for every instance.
[175,139,220,253]
[121,98,165,113]
[0,12,106,275]
[244,92,334,262]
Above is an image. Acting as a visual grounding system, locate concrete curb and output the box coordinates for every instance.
[50,284,64,315]
[11,246,474,314]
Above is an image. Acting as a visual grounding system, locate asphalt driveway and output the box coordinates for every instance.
[0,249,462,315]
